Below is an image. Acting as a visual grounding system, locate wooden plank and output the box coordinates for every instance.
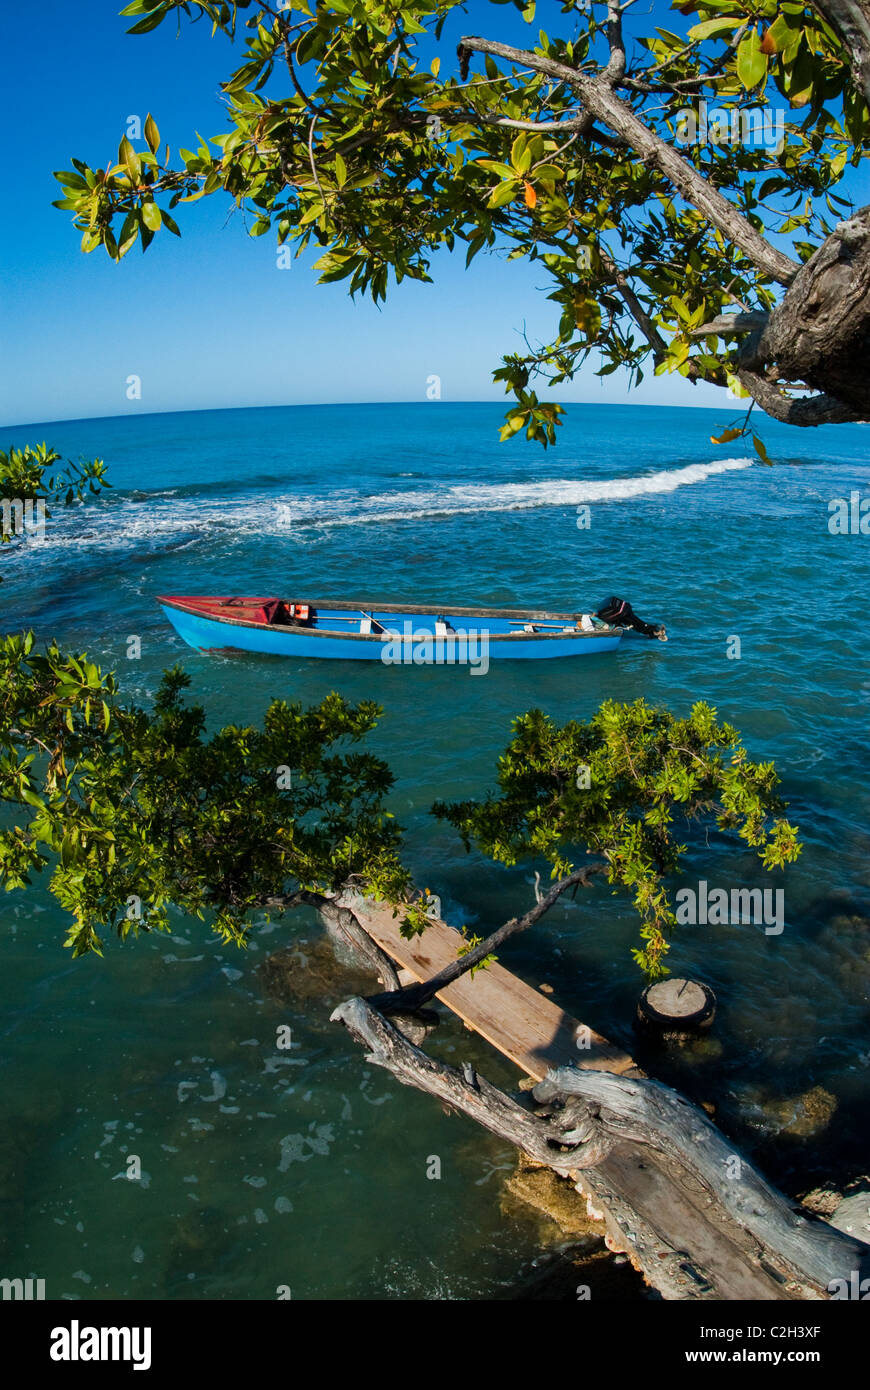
[335,892,636,1080]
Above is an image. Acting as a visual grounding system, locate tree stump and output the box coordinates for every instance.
[637,978,716,1035]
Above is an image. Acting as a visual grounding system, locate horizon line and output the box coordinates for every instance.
[3,395,755,434]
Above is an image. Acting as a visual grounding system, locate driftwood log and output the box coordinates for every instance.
[331,992,870,1300]
[306,887,870,1299]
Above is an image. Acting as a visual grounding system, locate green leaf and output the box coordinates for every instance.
[126,9,166,35]
[465,234,486,267]
[296,25,326,66]
[688,16,741,40]
[144,113,160,156]
[726,373,751,399]
[118,211,140,258]
[141,201,162,231]
[499,411,526,440]
[531,163,563,181]
[573,295,602,336]
[736,30,768,90]
[488,179,520,209]
[511,135,532,175]
[752,433,772,465]
[118,137,141,182]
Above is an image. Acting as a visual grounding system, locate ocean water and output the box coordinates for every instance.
[1,400,869,1300]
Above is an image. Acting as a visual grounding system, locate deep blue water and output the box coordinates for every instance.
[1,400,869,1299]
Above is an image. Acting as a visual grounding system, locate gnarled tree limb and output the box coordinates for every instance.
[458,34,801,286]
[736,370,863,425]
[741,208,870,415]
[332,996,870,1298]
[331,995,610,1170]
[538,1066,870,1294]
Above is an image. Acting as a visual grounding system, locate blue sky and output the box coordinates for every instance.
[0,1,862,429]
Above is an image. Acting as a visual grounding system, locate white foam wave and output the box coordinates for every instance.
[6,458,752,556]
[369,457,752,518]
[265,457,753,527]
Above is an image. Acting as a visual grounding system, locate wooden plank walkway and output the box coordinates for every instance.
[335,890,636,1080]
[333,890,824,1300]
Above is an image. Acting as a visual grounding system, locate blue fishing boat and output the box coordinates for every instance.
[157,595,623,664]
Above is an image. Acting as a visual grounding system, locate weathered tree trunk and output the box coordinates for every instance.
[332,995,870,1300]
[537,1066,870,1295]
[738,206,870,422]
[333,995,614,1169]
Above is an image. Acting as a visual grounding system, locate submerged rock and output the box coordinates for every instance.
[388,1010,440,1046]
[799,1186,843,1218]
[767,1084,838,1138]
[736,1083,838,1139]
[497,1157,648,1299]
[500,1157,603,1238]
[259,936,375,1004]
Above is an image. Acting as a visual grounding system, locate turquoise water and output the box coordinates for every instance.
[1,400,869,1299]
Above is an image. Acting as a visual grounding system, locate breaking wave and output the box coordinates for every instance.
[6,457,753,558]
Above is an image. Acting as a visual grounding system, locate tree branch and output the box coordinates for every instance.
[690,310,770,337]
[367,864,605,1014]
[332,998,870,1298]
[307,115,326,202]
[736,369,864,424]
[603,0,627,86]
[475,111,624,150]
[537,1065,870,1291]
[330,995,610,1170]
[598,246,702,378]
[317,896,402,990]
[458,35,801,286]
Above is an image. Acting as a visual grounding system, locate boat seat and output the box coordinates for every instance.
[359,613,386,634]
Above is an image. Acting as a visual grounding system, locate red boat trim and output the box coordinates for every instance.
[157,594,603,622]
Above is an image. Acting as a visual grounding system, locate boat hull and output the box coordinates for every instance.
[158,597,623,662]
